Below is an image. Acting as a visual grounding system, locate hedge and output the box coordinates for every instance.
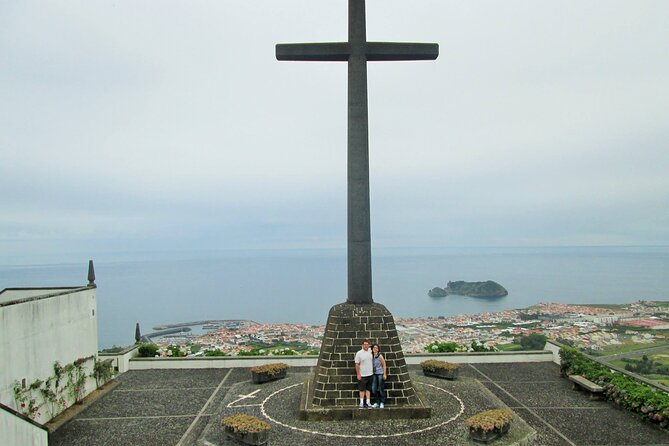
[560,346,669,427]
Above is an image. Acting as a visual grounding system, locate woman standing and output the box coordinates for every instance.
[371,343,387,408]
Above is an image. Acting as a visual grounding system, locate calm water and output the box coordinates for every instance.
[1,246,668,348]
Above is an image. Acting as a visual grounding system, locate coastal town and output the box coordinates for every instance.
[147,300,669,356]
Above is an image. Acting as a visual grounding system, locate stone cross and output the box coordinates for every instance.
[277,0,438,304]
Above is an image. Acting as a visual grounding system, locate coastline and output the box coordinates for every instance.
[3,245,667,349]
[141,300,669,356]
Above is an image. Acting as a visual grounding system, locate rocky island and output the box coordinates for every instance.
[428,280,508,298]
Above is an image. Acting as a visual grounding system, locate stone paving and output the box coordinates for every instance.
[48,363,669,446]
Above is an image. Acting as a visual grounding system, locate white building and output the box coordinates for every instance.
[0,262,99,445]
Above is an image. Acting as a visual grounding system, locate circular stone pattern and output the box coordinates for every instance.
[260,382,464,439]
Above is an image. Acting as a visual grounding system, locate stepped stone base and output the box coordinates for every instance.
[299,302,431,420]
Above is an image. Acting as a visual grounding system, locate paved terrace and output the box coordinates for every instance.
[49,363,669,446]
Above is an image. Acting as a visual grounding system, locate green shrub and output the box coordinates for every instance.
[425,341,460,353]
[470,340,497,352]
[272,348,298,356]
[91,358,115,387]
[100,345,124,354]
[138,343,159,357]
[238,348,268,356]
[560,346,669,428]
[204,349,228,357]
[166,345,185,357]
[519,333,547,350]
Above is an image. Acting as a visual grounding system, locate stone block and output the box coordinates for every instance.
[300,302,430,419]
[328,375,353,383]
[337,398,357,406]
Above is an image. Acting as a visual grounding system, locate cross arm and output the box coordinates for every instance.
[276,42,350,61]
[366,42,439,61]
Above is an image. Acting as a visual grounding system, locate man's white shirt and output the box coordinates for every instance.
[355,349,373,377]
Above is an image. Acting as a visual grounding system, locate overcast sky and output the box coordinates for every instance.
[2,0,668,264]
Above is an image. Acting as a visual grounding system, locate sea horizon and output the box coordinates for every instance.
[2,245,668,349]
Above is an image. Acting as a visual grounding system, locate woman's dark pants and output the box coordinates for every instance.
[372,374,385,404]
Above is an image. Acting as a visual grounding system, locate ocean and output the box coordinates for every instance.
[1,246,668,349]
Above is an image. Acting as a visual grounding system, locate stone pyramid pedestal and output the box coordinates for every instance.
[299,302,431,420]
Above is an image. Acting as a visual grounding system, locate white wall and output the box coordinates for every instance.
[0,287,98,424]
[0,404,48,446]
[99,345,139,374]
[544,340,562,364]
[0,288,81,305]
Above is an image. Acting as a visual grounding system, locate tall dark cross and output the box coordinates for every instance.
[277,1,438,305]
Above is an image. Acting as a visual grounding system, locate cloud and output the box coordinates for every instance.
[1,0,668,262]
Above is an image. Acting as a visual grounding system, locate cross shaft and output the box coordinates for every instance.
[276,0,438,304]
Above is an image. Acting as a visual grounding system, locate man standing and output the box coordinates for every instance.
[354,340,373,408]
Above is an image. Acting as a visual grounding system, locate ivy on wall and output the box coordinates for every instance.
[11,355,113,421]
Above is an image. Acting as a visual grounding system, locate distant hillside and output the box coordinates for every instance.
[428,280,508,298]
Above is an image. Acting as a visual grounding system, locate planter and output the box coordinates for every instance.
[465,409,513,443]
[423,367,459,380]
[420,360,460,380]
[222,414,270,446]
[468,422,510,443]
[224,425,269,445]
[250,363,288,384]
[252,369,287,383]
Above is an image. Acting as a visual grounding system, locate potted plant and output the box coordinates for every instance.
[420,359,460,379]
[465,408,513,443]
[221,414,270,445]
[250,363,288,384]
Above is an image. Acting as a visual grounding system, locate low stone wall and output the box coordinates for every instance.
[128,350,554,370]
[129,355,317,370]
[406,350,554,364]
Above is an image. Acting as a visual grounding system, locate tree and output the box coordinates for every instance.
[135,323,141,344]
[138,343,159,357]
[519,333,547,351]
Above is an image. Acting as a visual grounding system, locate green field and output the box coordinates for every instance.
[496,343,522,352]
[609,349,669,386]
[598,342,669,356]
[644,374,669,386]
[245,340,316,353]
[576,301,669,310]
